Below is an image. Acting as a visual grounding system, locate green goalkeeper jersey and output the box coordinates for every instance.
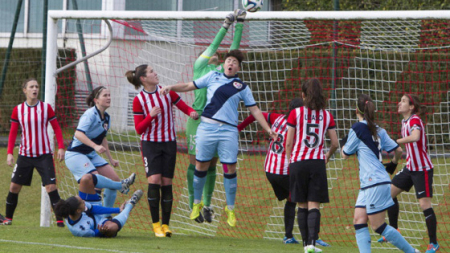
[191,23,243,112]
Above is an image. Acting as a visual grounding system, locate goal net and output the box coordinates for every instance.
[45,10,450,249]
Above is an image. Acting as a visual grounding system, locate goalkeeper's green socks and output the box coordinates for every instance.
[203,166,217,207]
[187,164,195,210]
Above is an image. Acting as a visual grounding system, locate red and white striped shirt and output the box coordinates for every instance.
[133,86,195,142]
[264,113,290,175]
[401,115,433,171]
[9,101,61,157]
[287,106,336,163]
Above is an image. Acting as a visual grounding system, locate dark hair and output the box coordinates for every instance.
[125,64,148,90]
[86,86,107,107]
[22,78,38,89]
[357,94,378,141]
[224,50,244,66]
[54,196,80,218]
[285,97,304,118]
[405,94,427,117]
[302,78,326,110]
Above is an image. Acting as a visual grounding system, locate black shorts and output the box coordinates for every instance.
[11,154,57,186]
[289,159,329,204]
[266,172,290,201]
[391,166,433,199]
[141,141,177,179]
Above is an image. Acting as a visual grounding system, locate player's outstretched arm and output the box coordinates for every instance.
[159,82,196,96]
[230,9,246,51]
[247,106,276,140]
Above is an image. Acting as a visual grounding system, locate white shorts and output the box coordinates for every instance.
[65,150,108,182]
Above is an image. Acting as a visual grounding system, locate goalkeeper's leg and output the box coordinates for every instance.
[203,157,218,223]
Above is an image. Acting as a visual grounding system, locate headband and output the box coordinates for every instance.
[407,94,414,105]
[356,101,364,115]
[95,86,106,98]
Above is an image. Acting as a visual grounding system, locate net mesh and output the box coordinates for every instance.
[48,17,450,249]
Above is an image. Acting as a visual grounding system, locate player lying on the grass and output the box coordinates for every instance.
[378,94,439,253]
[65,86,133,208]
[160,49,276,227]
[285,79,339,253]
[126,64,198,237]
[186,9,246,224]
[3,78,65,226]
[55,172,143,238]
[341,94,419,253]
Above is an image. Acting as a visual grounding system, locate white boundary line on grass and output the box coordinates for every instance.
[0,239,142,253]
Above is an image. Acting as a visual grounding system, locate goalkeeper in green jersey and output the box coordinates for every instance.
[185,9,246,223]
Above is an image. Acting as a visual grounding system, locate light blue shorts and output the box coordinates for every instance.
[195,122,238,164]
[355,184,394,215]
[65,151,108,182]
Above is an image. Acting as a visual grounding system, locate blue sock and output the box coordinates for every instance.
[112,203,133,228]
[93,174,122,190]
[354,224,371,253]
[377,223,415,253]
[224,173,237,208]
[103,188,117,208]
[193,169,207,203]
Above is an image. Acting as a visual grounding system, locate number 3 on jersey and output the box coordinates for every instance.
[303,123,320,148]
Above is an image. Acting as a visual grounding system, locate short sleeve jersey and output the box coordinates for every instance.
[401,115,433,171]
[193,71,256,126]
[286,106,336,162]
[10,101,57,157]
[68,106,110,154]
[343,121,399,189]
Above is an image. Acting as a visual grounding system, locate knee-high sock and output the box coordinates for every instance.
[93,174,122,190]
[355,224,371,253]
[161,185,173,225]
[112,203,133,229]
[424,208,437,244]
[284,201,296,238]
[203,166,217,207]
[297,208,308,246]
[224,173,237,209]
[388,197,399,229]
[193,169,207,204]
[5,192,18,220]
[187,164,195,209]
[376,223,415,253]
[103,188,117,208]
[147,184,161,223]
[48,189,63,223]
[307,208,321,246]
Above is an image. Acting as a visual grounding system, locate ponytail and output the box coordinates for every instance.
[357,94,378,141]
[54,196,80,218]
[301,78,326,110]
[405,94,427,118]
[125,64,148,90]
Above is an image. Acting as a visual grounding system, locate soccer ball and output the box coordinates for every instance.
[242,0,263,13]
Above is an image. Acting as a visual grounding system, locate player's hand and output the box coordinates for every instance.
[150,106,161,117]
[268,129,277,141]
[234,9,247,23]
[339,134,348,148]
[190,111,199,120]
[110,158,119,167]
[159,86,171,96]
[6,154,14,167]
[384,161,398,175]
[94,145,106,154]
[120,202,126,212]
[57,148,65,161]
[325,153,331,164]
[223,13,235,29]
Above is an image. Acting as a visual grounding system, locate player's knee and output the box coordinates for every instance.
[9,183,22,193]
[80,174,94,186]
[45,184,57,192]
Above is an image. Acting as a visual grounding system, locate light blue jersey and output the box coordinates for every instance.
[193,71,256,126]
[68,106,110,154]
[66,202,119,237]
[343,121,399,189]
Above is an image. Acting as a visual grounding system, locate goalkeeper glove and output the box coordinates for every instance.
[384,161,398,175]
[234,9,247,23]
[223,13,235,29]
[339,134,348,148]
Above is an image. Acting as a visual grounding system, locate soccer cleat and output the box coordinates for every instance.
[224,206,236,227]
[1,219,12,225]
[120,173,136,194]
[128,189,143,207]
[304,245,322,253]
[162,224,172,237]
[316,238,330,247]
[425,243,440,253]
[152,222,165,237]
[56,221,65,228]
[190,202,204,221]
[234,9,247,22]
[283,236,299,244]
[203,206,214,223]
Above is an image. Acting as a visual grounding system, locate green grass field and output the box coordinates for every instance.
[1,146,449,252]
